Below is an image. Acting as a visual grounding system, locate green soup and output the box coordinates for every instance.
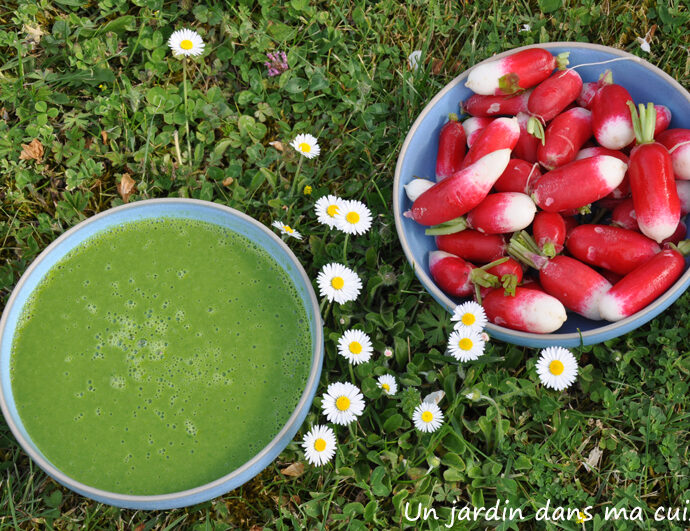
[10,217,312,495]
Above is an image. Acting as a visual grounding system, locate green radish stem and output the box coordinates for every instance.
[627,101,657,145]
[526,116,545,145]
[507,231,549,270]
[448,112,459,122]
[469,256,507,287]
[501,273,518,297]
[555,51,570,70]
[669,240,690,256]
[425,216,467,236]
[541,241,556,259]
[599,69,613,85]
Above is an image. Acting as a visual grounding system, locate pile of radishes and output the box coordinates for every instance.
[403,47,690,334]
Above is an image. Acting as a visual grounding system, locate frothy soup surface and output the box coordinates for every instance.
[11,217,312,495]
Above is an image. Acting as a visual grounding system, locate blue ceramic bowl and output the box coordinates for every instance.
[394,42,690,348]
[0,199,323,510]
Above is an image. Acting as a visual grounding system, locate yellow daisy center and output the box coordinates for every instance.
[314,438,326,452]
[336,396,350,411]
[381,383,390,392]
[461,313,476,326]
[346,211,360,224]
[298,142,311,153]
[283,225,294,233]
[421,411,433,423]
[331,276,344,290]
[549,360,564,375]
[458,338,473,351]
[180,39,193,50]
[349,341,362,354]
[326,205,339,217]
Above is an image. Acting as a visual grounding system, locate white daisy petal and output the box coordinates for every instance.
[377,374,397,396]
[408,50,422,71]
[314,195,346,228]
[451,301,488,331]
[301,425,337,466]
[316,263,362,304]
[271,220,302,240]
[321,381,365,426]
[447,327,486,362]
[337,329,373,365]
[291,133,320,159]
[334,200,373,235]
[412,402,443,433]
[536,347,578,391]
[168,29,205,57]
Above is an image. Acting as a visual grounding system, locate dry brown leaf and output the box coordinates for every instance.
[24,24,44,45]
[101,130,108,144]
[280,462,304,478]
[117,173,136,203]
[134,524,145,531]
[268,141,284,152]
[222,176,234,187]
[431,58,444,75]
[249,526,263,531]
[19,139,44,161]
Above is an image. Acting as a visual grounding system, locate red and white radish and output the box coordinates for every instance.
[465,48,568,96]
[513,112,540,162]
[537,107,592,170]
[482,286,567,333]
[466,192,536,234]
[611,198,638,231]
[591,84,635,150]
[436,231,506,263]
[575,146,630,199]
[428,250,477,298]
[509,232,612,320]
[404,149,511,226]
[462,90,531,117]
[425,192,536,236]
[657,128,690,180]
[436,114,467,181]
[654,105,672,136]
[531,155,627,213]
[566,224,661,275]
[532,211,566,257]
[627,102,680,243]
[598,246,688,321]
[576,70,612,109]
[675,180,690,215]
[494,159,541,194]
[527,69,583,123]
[462,117,493,148]
[460,117,520,169]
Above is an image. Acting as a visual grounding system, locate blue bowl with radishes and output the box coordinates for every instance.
[393,42,690,348]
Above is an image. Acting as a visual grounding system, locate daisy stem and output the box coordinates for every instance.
[182,58,192,165]
[348,363,355,383]
[290,156,304,197]
[342,233,349,264]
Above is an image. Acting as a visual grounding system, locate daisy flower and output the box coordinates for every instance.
[536,346,578,391]
[337,329,373,365]
[334,199,373,235]
[322,382,365,426]
[272,220,302,240]
[291,133,320,159]
[451,301,488,331]
[316,263,362,304]
[412,402,443,433]
[168,29,205,57]
[377,374,398,396]
[314,195,345,228]
[383,347,393,358]
[447,327,486,362]
[301,425,336,466]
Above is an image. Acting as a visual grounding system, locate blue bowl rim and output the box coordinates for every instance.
[0,198,323,509]
[393,41,690,346]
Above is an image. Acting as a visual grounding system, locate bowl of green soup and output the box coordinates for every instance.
[0,198,323,510]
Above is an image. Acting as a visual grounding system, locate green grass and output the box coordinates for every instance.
[1,0,690,529]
